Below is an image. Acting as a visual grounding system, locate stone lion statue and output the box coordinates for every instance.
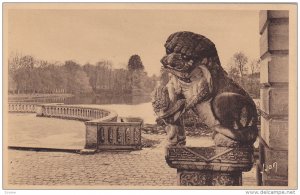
[152,31,258,148]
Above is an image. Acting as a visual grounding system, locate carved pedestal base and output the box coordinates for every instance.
[178,170,242,186]
[166,146,254,186]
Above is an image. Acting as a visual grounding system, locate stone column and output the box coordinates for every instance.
[165,146,253,186]
[258,10,289,186]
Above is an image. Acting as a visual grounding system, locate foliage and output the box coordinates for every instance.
[8,53,157,96]
[227,52,260,98]
[128,54,144,71]
[232,52,248,77]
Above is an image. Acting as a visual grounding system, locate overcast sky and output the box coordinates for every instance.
[7,9,260,76]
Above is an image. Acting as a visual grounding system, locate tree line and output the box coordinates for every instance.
[8,53,158,95]
[227,52,261,98]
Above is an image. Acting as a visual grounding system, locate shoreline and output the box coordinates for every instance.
[8,93,74,101]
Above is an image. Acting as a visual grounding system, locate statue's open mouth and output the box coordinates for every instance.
[163,64,184,72]
[162,62,195,82]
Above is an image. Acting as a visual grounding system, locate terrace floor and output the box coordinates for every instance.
[5,113,257,188]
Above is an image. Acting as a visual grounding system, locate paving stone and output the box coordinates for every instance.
[7,134,257,187]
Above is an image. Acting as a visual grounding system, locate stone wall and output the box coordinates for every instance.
[258,10,289,186]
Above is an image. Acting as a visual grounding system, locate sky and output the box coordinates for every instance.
[7,8,260,76]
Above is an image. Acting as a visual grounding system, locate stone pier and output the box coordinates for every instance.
[258,10,289,186]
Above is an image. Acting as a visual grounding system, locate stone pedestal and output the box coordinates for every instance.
[166,146,254,186]
[178,170,242,186]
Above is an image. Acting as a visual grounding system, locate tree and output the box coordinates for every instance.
[248,59,261,98]
[8,52,22,94]
[95,60,113,92]
[7,52,158,96]
[249,59,261,75]
[228,66,240,83]
[83,63,97,92]
[233,52,248,77]
[73,70,92,94]
[63,60,82,93]
[13,55,36,93]
[128,54,144,71]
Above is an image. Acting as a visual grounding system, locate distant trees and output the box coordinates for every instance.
[128,55,144,71]
[126,54,157,95]
[227,52,260,98]
[8,53,157,96]
[82,60,133,94]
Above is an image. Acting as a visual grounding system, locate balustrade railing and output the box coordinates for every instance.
[36,104,115,122]
[8,102,38,113]
[8,102,142,151]
[96,122,142,150]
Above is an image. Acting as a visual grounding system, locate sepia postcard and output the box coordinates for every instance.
[2,2,298,191]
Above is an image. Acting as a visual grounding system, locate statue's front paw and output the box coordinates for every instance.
[213,133,241,147]
[212,124,258,147]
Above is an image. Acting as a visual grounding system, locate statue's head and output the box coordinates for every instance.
[161,31,223,78]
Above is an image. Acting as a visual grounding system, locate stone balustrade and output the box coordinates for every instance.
[36,104,116,122]
[9,102,142,151]
[85,119,142,150]
[8,102,38,113]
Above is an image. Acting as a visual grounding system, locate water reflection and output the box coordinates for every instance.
[11,94,152,105]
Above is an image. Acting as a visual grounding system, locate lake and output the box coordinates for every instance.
[8,94,260,125]
[15,94,152,105]
[9,94,157,124]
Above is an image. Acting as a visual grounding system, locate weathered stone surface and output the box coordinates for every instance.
[268,22,289,51]
[260,25,269,57]
[153,31,258,186]
[153,31,258,148]
[94,122,142,150]
[178,170,242,186]
[260,21,289,57]
[260,118,288,150]
[259,143,288,178]
[166,146,253,173]
[260,87,289,116]
[259,10,289,35]
[259,10,268,34]
[85,123,97,149]
[35,105,44,116]
[262,173,288,186]
[259,9,289,187]
[79,149,96,155]
[260,55,289,85]
[268,10,289,19]
[7,141,258,187]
